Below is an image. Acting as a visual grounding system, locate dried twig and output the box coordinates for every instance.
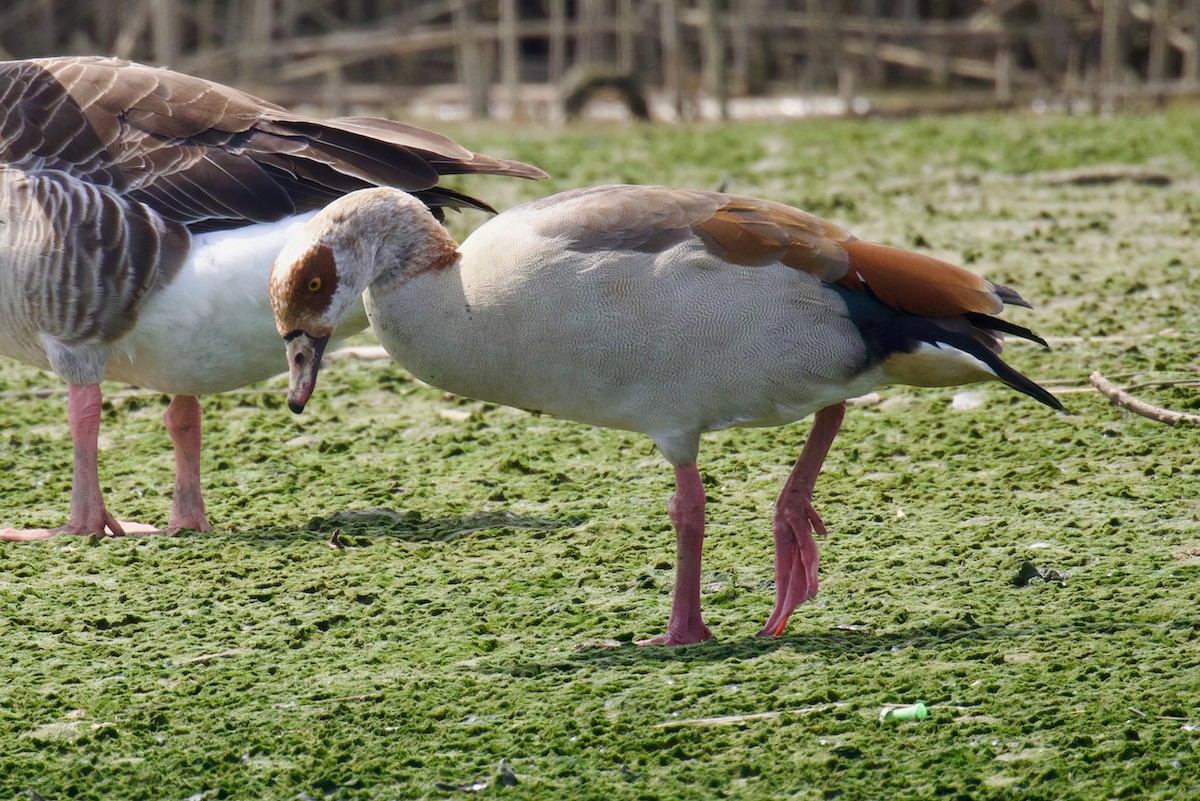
[653,703,848,729]
[1089,371,1200,426]
[0,388,63,398]
[1120,378,1200,393]
[271,692,381,711]
[173,648,251,665]
[332,345,390,361]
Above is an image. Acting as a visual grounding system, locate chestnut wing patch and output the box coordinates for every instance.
[693,196,851,278]
[694,194,1009,319]
[836,240,1004,317]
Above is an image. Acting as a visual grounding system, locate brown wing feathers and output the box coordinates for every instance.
[2,57,545,233]
[693,193,1023,320]
[330,116,545,179]
[836,240,1005,317]
[695,198,850,280]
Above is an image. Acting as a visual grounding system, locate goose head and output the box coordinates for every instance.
[270,188,456,413]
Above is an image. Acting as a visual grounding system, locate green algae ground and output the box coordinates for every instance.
[2,108,1199,800]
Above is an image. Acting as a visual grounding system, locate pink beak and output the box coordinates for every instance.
[285,333,330,414]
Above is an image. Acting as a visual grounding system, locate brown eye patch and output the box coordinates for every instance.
[294,244,339,315]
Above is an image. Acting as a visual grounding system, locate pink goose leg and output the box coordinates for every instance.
[1,384,158,540]
[638,464,715,646]
[164,394,212,533]
[758,402,846,637]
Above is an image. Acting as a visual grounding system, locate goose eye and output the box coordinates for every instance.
[307,277,323,293]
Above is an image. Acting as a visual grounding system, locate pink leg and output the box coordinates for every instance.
[758,402,846,638]
[1,384,159,540]
[638,464,714,646]
[164,395,212,533]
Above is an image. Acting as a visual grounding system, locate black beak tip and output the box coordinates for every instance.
[288,400,306,415]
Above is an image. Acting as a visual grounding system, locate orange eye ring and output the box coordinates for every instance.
[307,277,322,293]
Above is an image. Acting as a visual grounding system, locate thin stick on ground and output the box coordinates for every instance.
[653,703,848,728]
[1089,371,1200,425]
[172,648,252,665]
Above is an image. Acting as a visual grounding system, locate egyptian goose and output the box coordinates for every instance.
[270,184,1062,645]
[0,56,544,541]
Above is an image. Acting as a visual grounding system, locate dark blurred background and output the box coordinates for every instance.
[3,0,1197,119]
